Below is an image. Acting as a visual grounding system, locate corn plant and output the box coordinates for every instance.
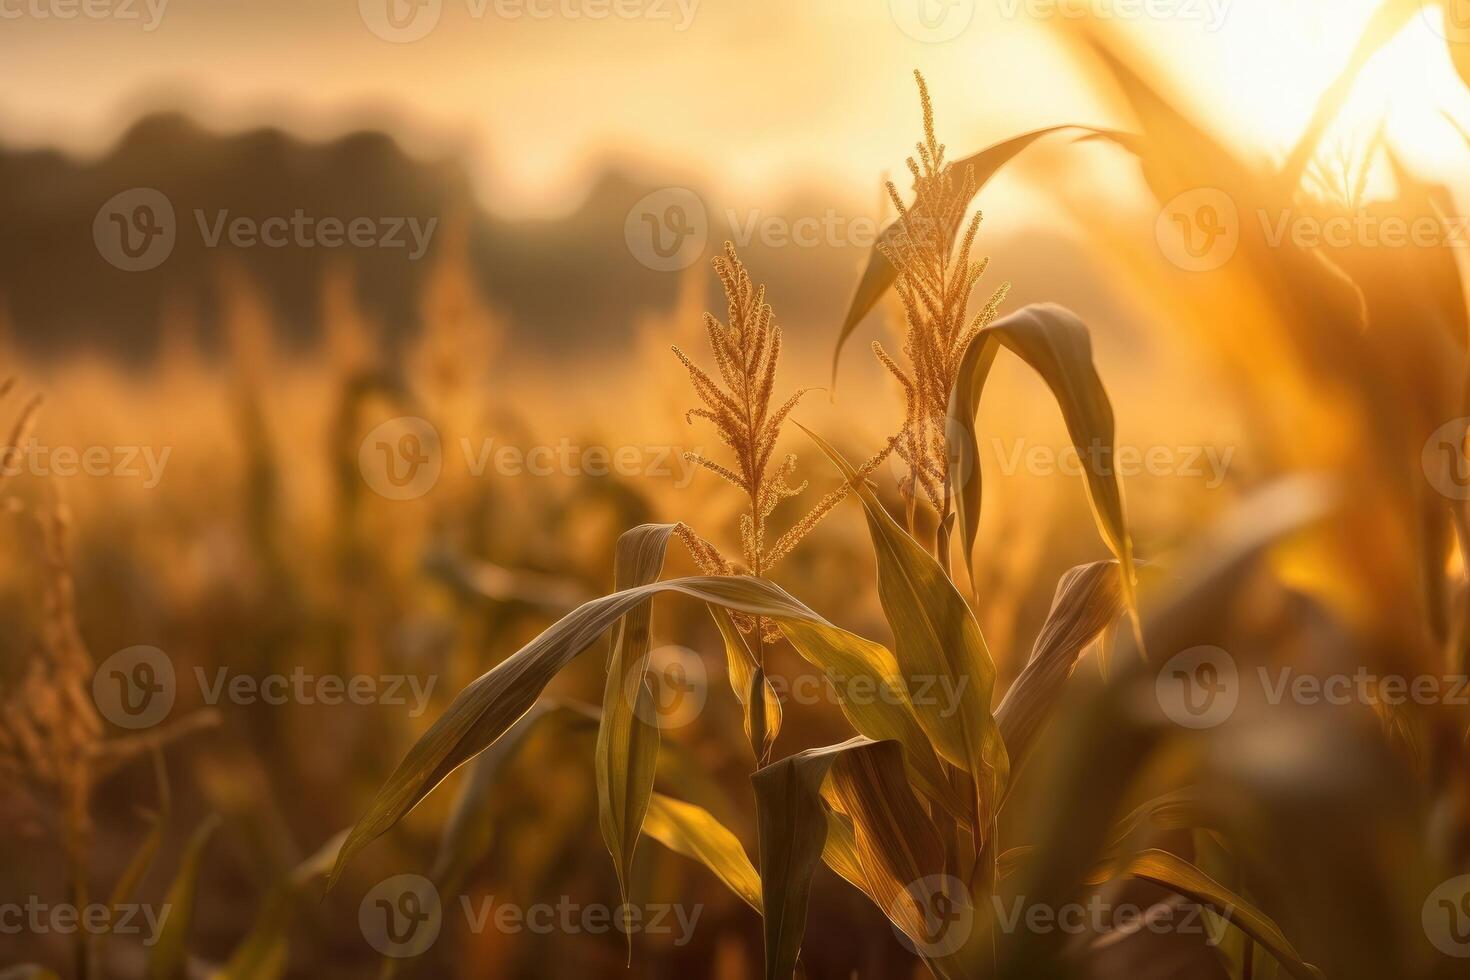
[320,73,1342,980]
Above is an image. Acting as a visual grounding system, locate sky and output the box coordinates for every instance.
[3,0,1470,217]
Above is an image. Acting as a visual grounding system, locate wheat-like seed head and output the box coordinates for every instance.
[675,244,890,635]
[876,71,1011,513]
[0,498,104,822]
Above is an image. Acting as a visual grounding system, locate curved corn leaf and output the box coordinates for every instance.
[1111,850,1325,980]
[328,574,953,889]
[946,304,1137,617]
[803,426,1008,839]
[820,809,868,894]
[148,814,221,980]
[994,560,1125,786]
[641,795,945,927]
[832,125,1134,382]
[595,523,676,946]
[644,792,763,913]
[992,480,1337,979]
[820,742,978,979]
[754,738,978,980]
[711,605,783,764]
[1104,788,1210,854]
[751,744,838,980]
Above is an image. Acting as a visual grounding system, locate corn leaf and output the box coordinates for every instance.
[803,426,1008,838]
[832,125,1132,382]
[946,304,1137,617]
[711,605,783,763]
[1112,849,1325,980]
[751,744,838,980]
[328,573,955,888]
[644,792,763,913]
[595,523,676,941]
[820,809,868,894]
[994,560,1125,786]
[148,814,221,980]
[754,738,978,980]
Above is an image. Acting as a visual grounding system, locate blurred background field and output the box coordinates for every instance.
[3,2,1470,978]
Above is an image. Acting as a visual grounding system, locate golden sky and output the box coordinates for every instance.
[3,0,1469,215]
